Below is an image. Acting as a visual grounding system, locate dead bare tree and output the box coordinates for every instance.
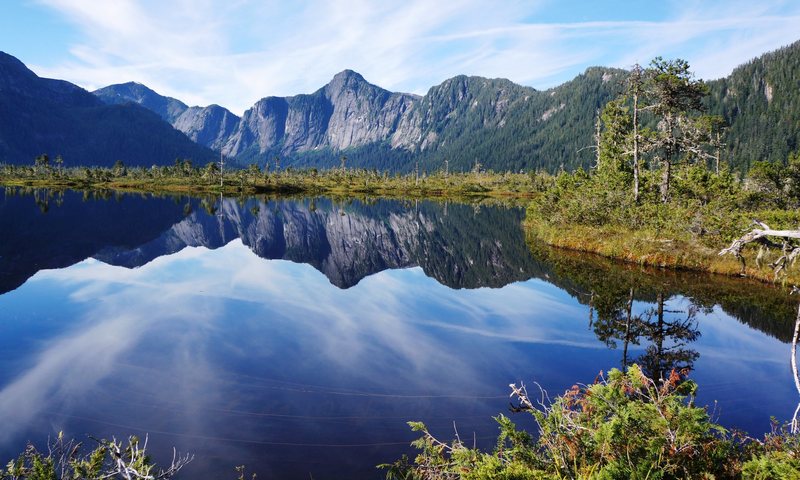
[791,290,800,434]
[102,435,193,480]
[629,64,644,202]
[718,220,800,278]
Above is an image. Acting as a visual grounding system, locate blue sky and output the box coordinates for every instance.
[1,0,799,114]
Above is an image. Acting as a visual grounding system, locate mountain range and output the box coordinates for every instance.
[2,40,799,172]
[93,67,626,173]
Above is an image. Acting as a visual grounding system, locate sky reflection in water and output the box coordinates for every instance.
[0,192,796,479]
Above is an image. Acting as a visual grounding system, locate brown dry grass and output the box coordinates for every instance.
[525,217,800,285]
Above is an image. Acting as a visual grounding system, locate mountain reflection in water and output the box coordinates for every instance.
[0,188,797,480]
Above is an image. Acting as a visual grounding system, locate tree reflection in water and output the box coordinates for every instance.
[524,241,799,384]
[589,286,701,381]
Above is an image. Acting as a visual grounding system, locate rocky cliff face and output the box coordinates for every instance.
[94,71,421,158]
[94,82,242,157]
[91,65,626,173]
[93,70,534,161]
[173,104,240,152]
[92,71,415,158]
[323,70,417,151]
[222,70,418,157]
[391,75,535,150]
[89,63,633,172]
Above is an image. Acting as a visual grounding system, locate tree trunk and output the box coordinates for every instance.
[719,221,800,276]
[622,287,634,370]
[660,159,671,203]
[655,292,665,381]
[594,110,601,168]
[632,92,640,202]
[720,222,800,254]
[792,302,800,433]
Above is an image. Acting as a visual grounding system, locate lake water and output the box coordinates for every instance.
[0,188,797,479]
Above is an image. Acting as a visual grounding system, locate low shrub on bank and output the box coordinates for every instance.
[383,366,800,479]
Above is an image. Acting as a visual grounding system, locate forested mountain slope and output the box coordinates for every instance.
[706,41,800,169]
[0,52,215,168]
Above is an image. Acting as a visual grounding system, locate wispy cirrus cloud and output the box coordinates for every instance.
[13,0,800,114]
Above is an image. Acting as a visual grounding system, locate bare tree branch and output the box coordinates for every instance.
[719,221,800,277]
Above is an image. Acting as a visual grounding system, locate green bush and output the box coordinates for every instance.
[384,366,800,479]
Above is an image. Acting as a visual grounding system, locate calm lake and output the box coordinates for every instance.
[0,188,797,479]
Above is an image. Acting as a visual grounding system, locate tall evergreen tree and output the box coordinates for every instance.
[645,58,707,203]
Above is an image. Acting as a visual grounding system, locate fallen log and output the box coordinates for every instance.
[719,220,800,278]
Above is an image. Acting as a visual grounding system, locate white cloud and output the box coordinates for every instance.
[23,0,800,114]
[0,237,598,443]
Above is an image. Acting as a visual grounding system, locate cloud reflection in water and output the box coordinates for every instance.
[0,238,794,478]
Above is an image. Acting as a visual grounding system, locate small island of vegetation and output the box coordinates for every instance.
[526,57,800,285]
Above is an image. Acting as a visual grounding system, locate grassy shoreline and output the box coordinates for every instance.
[0,170,537,205]
[524,209,800,286]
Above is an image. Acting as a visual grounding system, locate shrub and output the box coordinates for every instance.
[384,366,800,479]
[1,434,191,480]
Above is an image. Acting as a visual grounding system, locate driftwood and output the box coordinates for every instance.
[719,220,800,278]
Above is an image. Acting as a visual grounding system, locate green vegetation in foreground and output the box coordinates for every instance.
[386,241,800,478]
[526,56,800,285]
[382,366,800,480]
[0,434,191,479]
[0,156,541,201]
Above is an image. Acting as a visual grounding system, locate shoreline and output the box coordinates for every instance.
[4,173,798,286]
[0,173,537,206]
[524,216,800,286]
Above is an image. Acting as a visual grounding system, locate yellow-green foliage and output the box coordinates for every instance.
[742,452,800,480]
[0,162,542,202]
